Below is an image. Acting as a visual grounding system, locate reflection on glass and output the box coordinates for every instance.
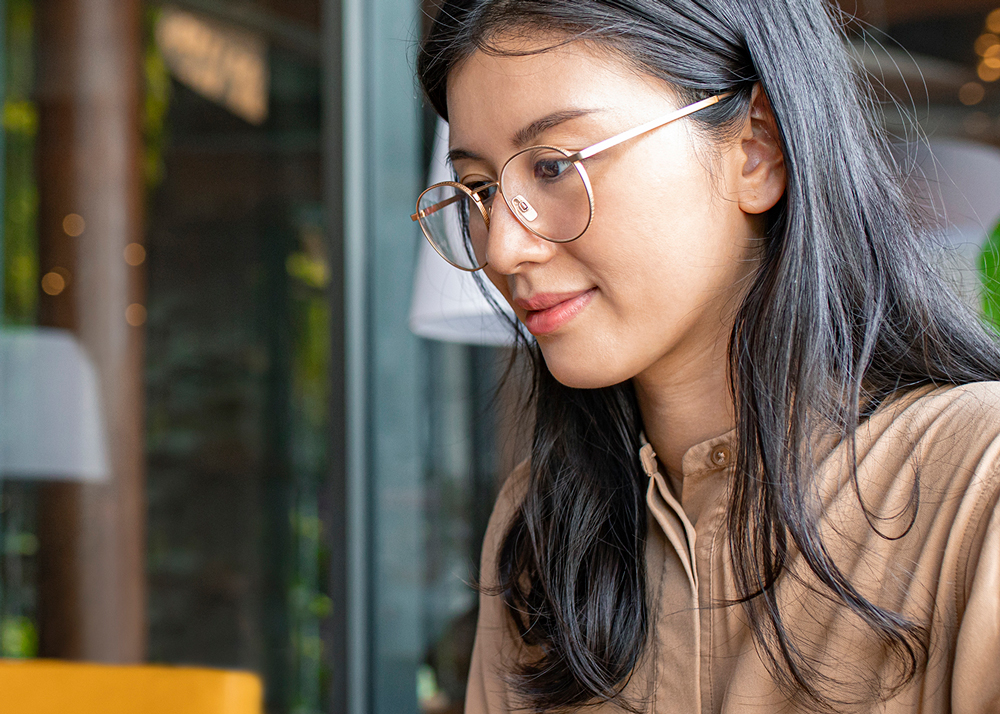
[0,328,109,481]
[143,4,328,711]
[154,6,269,125]
[415,342,505,714]
[286,207,332,714]
[0,0,40,660]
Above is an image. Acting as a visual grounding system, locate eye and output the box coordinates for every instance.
[532,157,573,182]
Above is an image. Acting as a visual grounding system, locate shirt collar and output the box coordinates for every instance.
[639,429,737,479]
[639,429,737,528]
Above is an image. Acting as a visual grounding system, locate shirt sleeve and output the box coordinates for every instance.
[464,464,530,714]
[952,492,1000,714]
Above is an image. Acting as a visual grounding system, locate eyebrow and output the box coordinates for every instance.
[447,107,602,167]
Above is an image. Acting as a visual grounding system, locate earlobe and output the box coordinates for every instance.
[737,84,786,215]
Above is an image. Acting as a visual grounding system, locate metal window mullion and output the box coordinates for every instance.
[342,0,371,711]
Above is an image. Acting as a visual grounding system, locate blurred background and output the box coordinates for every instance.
[1,0,1000,713]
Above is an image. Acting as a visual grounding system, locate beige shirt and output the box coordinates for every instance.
[466,383,1000,713]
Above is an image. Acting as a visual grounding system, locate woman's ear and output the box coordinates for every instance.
[733,84,786,215]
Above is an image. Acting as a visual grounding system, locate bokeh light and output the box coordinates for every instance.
[964,110,992,136]
[978,62,1000,82]
[62,213,86,236]
[960,82,986,105]
[988,8,1000,34]
[975,33,999,56]
[41,271,66,296]
[124,243,146,266]
[125,303,147,327]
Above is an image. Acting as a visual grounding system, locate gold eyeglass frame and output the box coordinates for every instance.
[410,93,731,272]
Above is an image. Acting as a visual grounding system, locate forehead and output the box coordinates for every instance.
[446,39,678,154]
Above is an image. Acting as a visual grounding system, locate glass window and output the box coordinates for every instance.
[1,1,998,713]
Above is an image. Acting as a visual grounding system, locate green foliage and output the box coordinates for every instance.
[4,532,38,556]
[2,99,35,135]
[2,0,38,325]
[286,252,329,291]
[143,6,171,190]
[287,210,332,714]
[0,616,38,658]
[980,220,1000,333]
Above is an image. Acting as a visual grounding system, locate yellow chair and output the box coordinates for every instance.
[0,659,263,714]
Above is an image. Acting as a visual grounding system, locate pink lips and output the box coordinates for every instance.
[516,289,596,336]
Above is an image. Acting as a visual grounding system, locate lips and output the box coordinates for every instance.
[515,288,596,336]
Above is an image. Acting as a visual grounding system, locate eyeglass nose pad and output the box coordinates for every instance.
[511,194,538,222]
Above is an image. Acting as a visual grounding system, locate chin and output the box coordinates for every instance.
[541,349,632,390]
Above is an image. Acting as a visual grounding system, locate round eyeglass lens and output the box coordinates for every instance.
[500,147,591,242]
[415,184,490,270]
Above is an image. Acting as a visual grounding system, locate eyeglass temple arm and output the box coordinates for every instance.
[410,193,465,221]
[569,93,731,162]
[410,184,496,221]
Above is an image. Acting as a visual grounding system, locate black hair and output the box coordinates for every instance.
[418,1,1000,711]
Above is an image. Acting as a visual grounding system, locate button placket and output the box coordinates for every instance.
[641,443,699,595]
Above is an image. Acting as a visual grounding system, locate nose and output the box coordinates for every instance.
[484,194,558,274]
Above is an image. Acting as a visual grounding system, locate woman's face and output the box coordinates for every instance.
[447,38,781,390]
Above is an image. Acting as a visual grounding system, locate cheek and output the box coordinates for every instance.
[588,143,718,251]
[483,268,508,301]
[584,157,737,310]
[544,169,755,382]
[483,268,523,319]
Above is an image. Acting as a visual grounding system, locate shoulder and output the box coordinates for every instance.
[863,381,1000,555]
[494,459,531,525]
[847,382,1000,540]
[914,380,1000,424]
[873,380,1000,430]
[836,383,1000,611]
[467,462,532,712]
[478,460,531,587]
[861,381,1000,471]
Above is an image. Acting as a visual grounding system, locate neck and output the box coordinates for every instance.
[632,338,734,482]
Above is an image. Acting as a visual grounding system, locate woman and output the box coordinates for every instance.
[410,1,1000,712]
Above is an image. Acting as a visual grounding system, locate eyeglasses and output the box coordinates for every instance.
[410,93,730,271]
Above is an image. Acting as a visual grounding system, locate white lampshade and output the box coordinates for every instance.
[913,138,1000,236]
[909,138,1000,306]
[409,119,519,346]
[0,327,109,482]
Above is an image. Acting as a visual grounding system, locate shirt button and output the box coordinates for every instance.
[711,445,731,468]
